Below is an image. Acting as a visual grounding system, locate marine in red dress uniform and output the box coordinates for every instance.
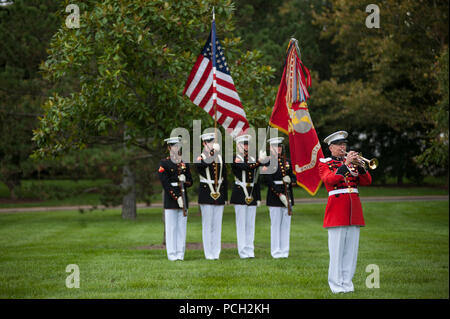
[319,153,372,228]
[319,131,372,294]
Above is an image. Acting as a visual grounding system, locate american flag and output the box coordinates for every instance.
[183,20,249,137]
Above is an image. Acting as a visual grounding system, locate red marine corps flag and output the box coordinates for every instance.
[269,39,324,195]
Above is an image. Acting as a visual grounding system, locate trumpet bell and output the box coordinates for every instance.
[344,151,379,170]
[368,158,378,170]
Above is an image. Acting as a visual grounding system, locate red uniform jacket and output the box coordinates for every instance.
[318,156,372,228]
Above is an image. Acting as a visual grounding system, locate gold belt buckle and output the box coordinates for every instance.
[348,188,353,193]
[210,192,221,200]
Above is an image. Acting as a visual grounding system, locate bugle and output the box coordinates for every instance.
[344,151,378,170]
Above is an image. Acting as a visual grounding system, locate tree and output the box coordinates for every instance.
[32,0,275,218]
[234,0,334,85]
[416,47,449,184]
[311,0,449,184]
[0,0,61,198]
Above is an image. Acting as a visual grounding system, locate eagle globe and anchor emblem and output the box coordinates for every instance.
[288,102,321,174]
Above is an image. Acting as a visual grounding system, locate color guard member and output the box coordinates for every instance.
[195,133,228,260]
[264,137,296,258]
[158,136,193,261]
[230,134,266,258]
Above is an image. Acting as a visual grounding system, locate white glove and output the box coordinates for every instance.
[283,175,291,184]
[177,197,184,209]
[279,194,288,208]
[178,174,186,182]
[257,200,261,207]
[258,150,267,162]
[213,143,220,152]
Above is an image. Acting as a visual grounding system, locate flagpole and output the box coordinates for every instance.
[212,7,217,133]
[211,7,219,190]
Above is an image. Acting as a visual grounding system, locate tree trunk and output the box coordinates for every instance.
[5,180,18,200]
[396,166,403,186]
[121,164,137,220]
[7,184,17,200]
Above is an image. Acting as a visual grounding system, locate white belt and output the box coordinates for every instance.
[235,181,254,187]
[200,177,223,184]
[170,182,180,187]
[328,188,358,196]
[273,181,283,185]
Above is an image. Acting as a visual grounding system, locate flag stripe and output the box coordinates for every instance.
[198,87,213,109]
[216,77,239,94]
[216,81,241,103]
[217,91,242,110]
[215,71,235,85]
[202,94,214,113]
[183,26,249,136]
[216,96,246,118]
[221,116,233,129]
[215,105,248,125]
[188,60,212,102]
[185,57,210,97]
[231,120,246,137]
[193,69,213,105]
[183,56,205,95]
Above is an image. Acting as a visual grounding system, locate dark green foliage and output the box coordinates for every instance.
[235,0,448,184]
[0,0,63,198]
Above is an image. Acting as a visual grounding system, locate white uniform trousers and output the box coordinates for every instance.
[327,226,360,293]
[200,204,224,260]
[234,205,257,258]
[268,206,291,258]
[164,209,187,261]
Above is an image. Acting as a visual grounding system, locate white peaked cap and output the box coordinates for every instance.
[164,136,181,145]
[267,137,284,145]
[200,132,216,141]
[235,134,251,143]
[323,131,348,145]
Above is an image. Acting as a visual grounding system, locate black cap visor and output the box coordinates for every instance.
[330,139,348,145]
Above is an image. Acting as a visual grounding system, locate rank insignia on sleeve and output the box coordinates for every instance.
[158,166,165,173]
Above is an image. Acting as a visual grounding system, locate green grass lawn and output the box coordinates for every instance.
[0,200,448,299]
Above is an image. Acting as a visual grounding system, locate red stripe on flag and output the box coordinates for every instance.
[189,61,212,102]
[215,106,248,124]
[216,91,242,108]
[183,56,205,95]
[216,77,238,92]
[198,87,213,109]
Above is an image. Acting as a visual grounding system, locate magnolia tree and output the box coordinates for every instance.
[33,0,275,219]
